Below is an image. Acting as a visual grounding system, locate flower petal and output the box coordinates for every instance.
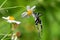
[7,20,12,23]
[31,6,36,10]
[2,16,9,20]
[15,21,21,24]
[21,12,28,17]
[27,6,30,11]
[32,13,36,20]
[7,20,21,24]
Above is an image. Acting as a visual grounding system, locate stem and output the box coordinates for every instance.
[35,24,41,38]
[0,6,25,10]
[0,31,11,40]
[1,34,8,40]
[11,23,18,40]
[0,0,7,8]
[0,34,11,36]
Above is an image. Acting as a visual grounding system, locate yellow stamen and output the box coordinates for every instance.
[9,16,15,20]
[27,10,32,15]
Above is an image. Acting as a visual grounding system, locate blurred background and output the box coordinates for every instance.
[0,0,60,40]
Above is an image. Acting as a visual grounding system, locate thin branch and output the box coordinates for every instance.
[0,0,7,8]
[1,34,11,40]
[1,34,8,40]
[0,33,11,40]
[0,6,25,10]
[0,34,11,36]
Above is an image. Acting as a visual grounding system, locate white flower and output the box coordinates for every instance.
[2,16,21,24]
[21,6,36,17]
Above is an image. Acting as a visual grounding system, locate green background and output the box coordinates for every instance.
[0,0,60,40]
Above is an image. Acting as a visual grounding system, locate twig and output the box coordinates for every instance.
[0,34,11,36]
[0,0,7,8]
[0,6,25,10]
[1,34,9,40]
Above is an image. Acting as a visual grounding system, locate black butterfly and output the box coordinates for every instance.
[33,12,42,29]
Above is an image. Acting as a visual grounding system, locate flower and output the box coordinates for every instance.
[2,16,21,24]
[22,6,36,17]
